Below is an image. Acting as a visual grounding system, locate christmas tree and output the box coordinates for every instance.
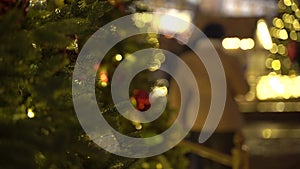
[0,0,189,168]
[268,0,300,74]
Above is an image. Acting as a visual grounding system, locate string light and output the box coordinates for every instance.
[27,108,35,118]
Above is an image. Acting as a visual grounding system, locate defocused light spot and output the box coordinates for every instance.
[284,0,292,6]
[265,58,273,68]
[279,29,288,40]
[271,60,281,70]
[27,108,35,118]
[262,129,272,139]
[257,19,273,49]
[256,73,300,100]
[293,19,300,30]
[115,54,123,61]
[270,43,278,53]
[292,2,298,11]
[239,38,255,50]
[155,9,192,34]
[290,30,297,40]
[222,37,240,49]
[156,163,163,169]
[278,44,287,55]
[273,18,284,28]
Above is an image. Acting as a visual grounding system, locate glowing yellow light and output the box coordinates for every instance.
[222,37,240,49]
[262,129,272,139]
[135,20,145,28]
[270,43,278,53]
[278,44,286,55]
[290,30,297,40]
[282,13,288,21]
[27,108,35,118]
[148,59,161,71]
[257,19,273,50]
[151,86,168,97]
[278,0,287,9]
[135,123,142,130]
[284,0,292,6]
[244,92,255,101]
[239,38,255,50]
[279,29,288,40]
[257,74,300,100]
[142,162,150,169]
[293,19,300,30]
[265,58,273,68]
[271,27,282,38]
[154,52,166,63]
[99,72,108,82]
[273,18,284,28]
[156,163,163,169]
[289,15,295,23]
[292,3,298,11]
[292,76,300,97]
[32,43,37,48]
[141,13,153,23]
[155,9,192,33]
[296,9,300,18]
[271,60,281,70]
[115,54,123,61]
[100,81,107,87]
[148,37,159,44]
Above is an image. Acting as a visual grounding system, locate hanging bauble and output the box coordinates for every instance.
[131,89,151,111]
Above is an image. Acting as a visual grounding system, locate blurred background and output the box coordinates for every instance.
[1,0,300,169]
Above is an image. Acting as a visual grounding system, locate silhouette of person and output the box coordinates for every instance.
[168,23,249,169]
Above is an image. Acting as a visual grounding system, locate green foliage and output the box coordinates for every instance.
[0,0,189,168]
[269,0,300,74]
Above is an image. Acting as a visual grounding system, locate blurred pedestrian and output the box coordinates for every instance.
[168,23,249,169]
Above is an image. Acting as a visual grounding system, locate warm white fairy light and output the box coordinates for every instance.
[256,73,300,100]
[256,19,273,50]
[27,108,35,118]
[115,54,123,61]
